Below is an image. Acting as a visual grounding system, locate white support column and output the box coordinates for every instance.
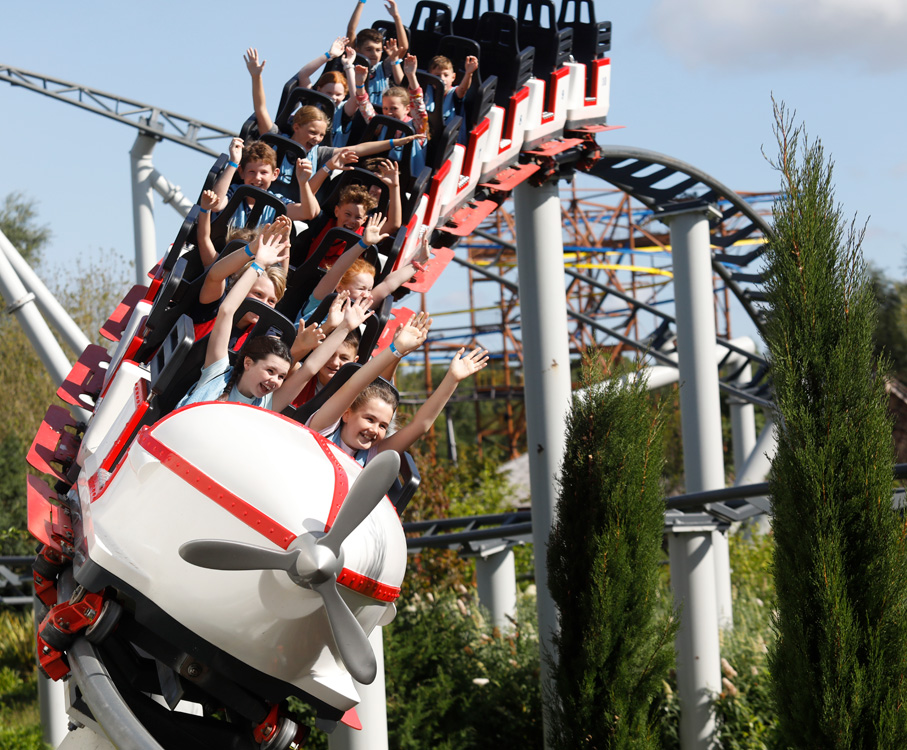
[0,239,73,386]
[736,418,777,535]
[667,520,722,750]
[149,168,194,218]
[130,132,160,284]
[0,229,91,356]
[329,627,388,750]
[475,545,518,631]
[662,201,725,749]
[512,179,573,748]
[38,673,69,747]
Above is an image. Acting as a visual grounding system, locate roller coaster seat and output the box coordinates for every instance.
[272,87,336,145]
[452,0,497,38]
[370,19,411,47]
[515,0,573,78]
[360,115,417,189]
[557,0,611,68]
[408,1,454,61]
[209,186,289,249]
[259,133,311,203]
[475,11,534,106]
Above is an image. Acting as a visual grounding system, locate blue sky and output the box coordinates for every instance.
[1,0,905,347]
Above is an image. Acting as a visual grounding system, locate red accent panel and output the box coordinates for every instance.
[526,138,585,157]
[309,431,349,532]
[501,87,530,151]
[480,163,541,192]
[253,704,281,744]
[28,406,79,481]
[424,160,452,226]
[460,118,490,191]
[136,428,297,549]
[340,708,362,731]
[100,380,151,472]
[373,307,415,356]
[56,345,111,410]
[337,567,400,602]
[566,124,624,135]
[27,476,62,548]
[403,246,455,294]
[443,198,501,237]
[545,66,570,116]
[100,284,147,343]
[584,58,610,105]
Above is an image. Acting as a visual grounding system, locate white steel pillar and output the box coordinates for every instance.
[663,201,725,749]
[0,230,91,356]
[475,545,518,631]
[0,240,72,385]
[512,179,573,748]
[130,132,160,284]
[329,627,388,750]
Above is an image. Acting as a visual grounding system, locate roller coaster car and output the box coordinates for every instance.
[29,308,412,746]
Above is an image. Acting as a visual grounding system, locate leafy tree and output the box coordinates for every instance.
[547,359,677,749]
[0,193,51,265]
[764,103,907,747]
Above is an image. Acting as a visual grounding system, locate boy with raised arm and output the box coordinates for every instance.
[346,0,409,106]
[211,138,319,226]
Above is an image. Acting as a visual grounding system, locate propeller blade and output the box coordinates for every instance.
[319,450,401,558]
[312,578,377,684]
[179,539,298,572]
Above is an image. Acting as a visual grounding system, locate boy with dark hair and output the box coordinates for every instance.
[428,54,479,140]
[346,0,409,106]
[211,137,318,227]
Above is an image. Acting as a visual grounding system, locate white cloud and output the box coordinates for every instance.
[648,0,907,71]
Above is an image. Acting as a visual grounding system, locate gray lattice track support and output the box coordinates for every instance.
[663,201,725,749]
[512,179,573,748]
[328,627,388,750]
[475,545,518,631]
[130,132,160,284]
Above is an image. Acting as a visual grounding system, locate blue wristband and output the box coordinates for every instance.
[198,207,209,214]
[358,238,369,249]
[228,160,239,169]
[243,244,254,258]
[250,262,264,276]
[394,60,403,66]
[389,341,404,358]
[389,138,395,148]
[324,52,331,60]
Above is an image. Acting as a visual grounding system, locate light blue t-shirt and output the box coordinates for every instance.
[177,357,273,410]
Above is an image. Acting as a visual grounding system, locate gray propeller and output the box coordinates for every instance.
[179,450,401,684]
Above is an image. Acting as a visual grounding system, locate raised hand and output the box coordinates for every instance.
[464,55,479,74]
[327,149,358,171]
[362,213,389,246]
[244,48,266,77]
[200,189,219,212]
[228,137,244,165]
[393,311,432,355]
[375,159,399,187]
[296,157,314,183]
[448,347,489,382]
[385,0,399,17]
[329,36,348,59]
[253,230,285,268]
[402,53,418,78]
[412,234,434,269]
[324,289,351,331]
[354,64,369,88]
[343,294,374,329]
[385,38,400,62]
[295,320,326,352]
[342,46,357,67]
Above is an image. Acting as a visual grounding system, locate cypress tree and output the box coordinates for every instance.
[547,361,676,749]
[764,102,907,747]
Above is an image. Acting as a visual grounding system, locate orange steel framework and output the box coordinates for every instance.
[405,184,777,459]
